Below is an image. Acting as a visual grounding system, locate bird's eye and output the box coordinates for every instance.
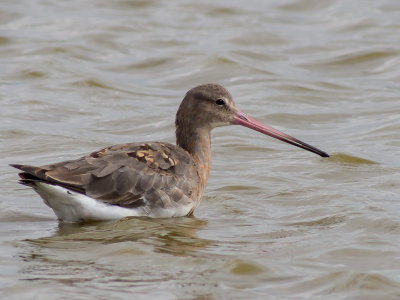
[216,99,225,106]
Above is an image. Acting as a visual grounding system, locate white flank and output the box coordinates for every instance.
[32,182,193,222]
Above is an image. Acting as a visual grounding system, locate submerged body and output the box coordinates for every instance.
[12,84,329,222]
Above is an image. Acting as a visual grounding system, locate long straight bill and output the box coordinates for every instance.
[233,111,329,157]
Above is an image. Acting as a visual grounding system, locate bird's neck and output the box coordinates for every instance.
[176,124,212,186]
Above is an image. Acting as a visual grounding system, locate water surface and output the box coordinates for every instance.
[1,0,400,299]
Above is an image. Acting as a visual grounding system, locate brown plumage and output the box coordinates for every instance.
[11,83,329,222]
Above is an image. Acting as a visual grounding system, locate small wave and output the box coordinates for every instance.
[292,270,399,296]
[327,153,378,165]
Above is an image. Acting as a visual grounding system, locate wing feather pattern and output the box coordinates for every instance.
[11,142,199,212]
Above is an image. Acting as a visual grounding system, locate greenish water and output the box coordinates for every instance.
[1,0,400,299]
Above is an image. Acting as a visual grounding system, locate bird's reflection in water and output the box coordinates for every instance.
[18,217,215,299]
[25,216,212,257]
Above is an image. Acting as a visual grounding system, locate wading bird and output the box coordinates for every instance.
[11,84,329,222]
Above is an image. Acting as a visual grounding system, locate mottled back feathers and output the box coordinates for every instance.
[12,142,199,211]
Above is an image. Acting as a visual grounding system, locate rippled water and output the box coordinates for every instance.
[1,0,400,299]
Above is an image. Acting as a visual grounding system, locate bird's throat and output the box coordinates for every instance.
[176,125,212,186]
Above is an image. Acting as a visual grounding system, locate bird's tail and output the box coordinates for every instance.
[10,164,45,186]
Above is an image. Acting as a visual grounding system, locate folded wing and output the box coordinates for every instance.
[11,142,199,210]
